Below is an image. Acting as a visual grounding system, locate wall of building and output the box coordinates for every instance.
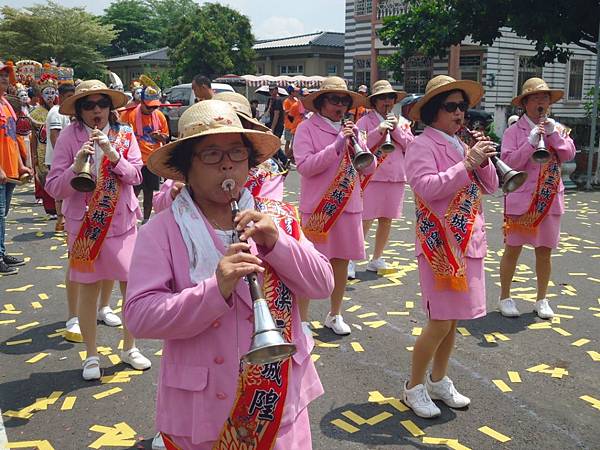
[254,53,343,77]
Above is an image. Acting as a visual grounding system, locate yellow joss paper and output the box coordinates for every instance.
[478,426,511,443]
[350,342,364,352]
[400,420,425,437]
[508,371,522,383]
[492,379,512,392]
[330,419,359,433]
[93,387,123,400]
[26,352,49,364]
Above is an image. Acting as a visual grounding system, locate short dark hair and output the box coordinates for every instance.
[420,89,469,125]
[250,99,259,105]
[166,135,258,182]
[192,75,211,88]
[74,94,118,126]
[58,84,75,96]
[313,94,327,111]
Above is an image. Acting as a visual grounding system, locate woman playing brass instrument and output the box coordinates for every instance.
[124,100,334,449]
[355,80,414,274]
[498,77,576,319]
[403,76,498,418]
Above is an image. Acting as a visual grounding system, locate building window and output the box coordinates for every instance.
[516,55,543,95]
[279,64,303,75]
[460,54,482,83]
[256,64,264,75]
[377,0,407,19]
[567,59,584,101]
[354,0,372,16]
[327,64,338,75]
[354,57,371,88]
[404,56,432,94]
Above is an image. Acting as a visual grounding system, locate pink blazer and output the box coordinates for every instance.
[45,122,142,236]
[356,110,414,182]
[501,115,576,216]
[152,179,175,213]
[405,126,499,258]
[124,208,334,444]
[294,113,375,215]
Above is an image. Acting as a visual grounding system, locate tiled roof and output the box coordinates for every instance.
[99,47,170,63]
[253,32,344,50]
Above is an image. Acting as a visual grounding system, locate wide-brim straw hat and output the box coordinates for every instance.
[302,76,365,113]
[409,75,484,122]
[59,79,128,115]
[368,80,407,106]
[147,100,281,182]
[213,91,270,132]
[512,77,563,107]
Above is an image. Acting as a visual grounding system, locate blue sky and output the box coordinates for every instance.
[0,0,346,39]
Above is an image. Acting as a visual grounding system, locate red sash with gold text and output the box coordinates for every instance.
[245,159,285,197]
[415,180,481,291]
[360,133,387,190]
[302,142,357,242]
[69,125,132,272]
[212,198,300,450]
[504,151,560,237]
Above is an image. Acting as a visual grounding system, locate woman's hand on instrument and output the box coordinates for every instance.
[464,140,496,171]
[528,124,545,146]
[385,113,398,129]
[170,181,185,200]
[216,242,265,299]
[91,129,120,163]
[235,209,279,251]
[542,118,556,135]
[73,143,94,173]
[341,120,357,139]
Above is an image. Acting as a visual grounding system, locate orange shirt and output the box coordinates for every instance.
[348,106,369,122]
[120,108,169,164]
[283,97,303,133]
[0,102,20,178]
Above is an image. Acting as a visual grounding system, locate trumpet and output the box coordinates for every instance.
[379,107,396,153]
[222,179,296,365]
[71,124,98,192]
[463,127,528,193]
[532,106,551,164]
[341,118,376,172]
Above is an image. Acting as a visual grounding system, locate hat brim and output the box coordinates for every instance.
[409,80,484,122]
[146,127,282,182]
[144,99,161,107]
[511,89,563,108]
[368,90,408,106]
[238,113,271,132]
[302,89,366,113]
[59,89,129,115]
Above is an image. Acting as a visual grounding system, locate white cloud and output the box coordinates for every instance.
[254,16,306,40]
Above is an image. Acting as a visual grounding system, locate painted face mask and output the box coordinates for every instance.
[42,87,57,105]
[133,87,142,101]
[17,89,30,105]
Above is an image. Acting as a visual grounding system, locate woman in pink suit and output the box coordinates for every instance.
[124,100,334,450]
[356,79,414,274]
[294,76,374,335]
[403,76,498,418]
[46,80,151,380]
[498,78,576,319]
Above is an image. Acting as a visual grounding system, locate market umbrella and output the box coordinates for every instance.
[255,85,288,97]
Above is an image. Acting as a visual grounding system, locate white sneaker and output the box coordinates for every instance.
[121,347,151,370]
[425,373,470,408]
[97,306,122,327]
[64,317,83,343]
[301,321,313,337]
[82,356,101,380]
[534,299,554,319]
[366,257,388,272]
[403,381,441,418]
[152,432,166,450]
[347,260,356,279]
[324,313,351,335]
[498,297,521,317]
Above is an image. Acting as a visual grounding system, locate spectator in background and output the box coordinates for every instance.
[348,84,369,122]
[265,83,287,168]
[192,75,213,102]
[250,99,259,119]
[283,84,304,166]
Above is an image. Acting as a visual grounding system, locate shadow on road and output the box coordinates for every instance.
[11,231,56,242]
[464,311,538,348]
[1,321,75,355]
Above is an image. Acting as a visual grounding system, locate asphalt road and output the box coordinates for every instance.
[1,172,600,450]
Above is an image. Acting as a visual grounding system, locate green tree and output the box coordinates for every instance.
[0,1,116,78]
[378,0,599,79]
[101,0,161,56]
[166,2,256,80]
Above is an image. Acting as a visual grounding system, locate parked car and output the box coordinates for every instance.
[164,82,235,136]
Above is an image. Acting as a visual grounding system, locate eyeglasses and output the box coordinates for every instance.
[376,93,397,101]
[441,101,469,113]
[80,98,112,111]
[324,95,353,107]
[194,147,249,165]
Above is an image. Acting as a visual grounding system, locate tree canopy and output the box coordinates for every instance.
[379,0,599,78]
[0,1,116,78]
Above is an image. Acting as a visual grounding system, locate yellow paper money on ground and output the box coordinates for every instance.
[478,426,511,442]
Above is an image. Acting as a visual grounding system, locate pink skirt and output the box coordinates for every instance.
[67,226,137,284]
[504,213,561,249]
[301,211,365,260]
[168,407,312,450]
[362,181,405,220]
[417,255,486,320]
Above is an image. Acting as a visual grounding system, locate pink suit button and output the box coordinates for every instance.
[214,356,224,365]
[216,392,227,400]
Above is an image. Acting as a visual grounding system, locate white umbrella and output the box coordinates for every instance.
[255,85,288,97]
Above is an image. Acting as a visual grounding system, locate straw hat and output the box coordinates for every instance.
[409,75,484,122]
[368,80,407,106]
[511,77,563,108]
[59,79,128,115]
[213,91,270,132]
[147,100,281,182]
[302,76,365,113]
[0,60,16,86]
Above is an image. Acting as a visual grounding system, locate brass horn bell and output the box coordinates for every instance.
[70,155,97,192]
[491,154,528,193]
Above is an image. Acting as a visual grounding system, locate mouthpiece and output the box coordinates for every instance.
[537,106,544,114]
[221,179,236,192]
